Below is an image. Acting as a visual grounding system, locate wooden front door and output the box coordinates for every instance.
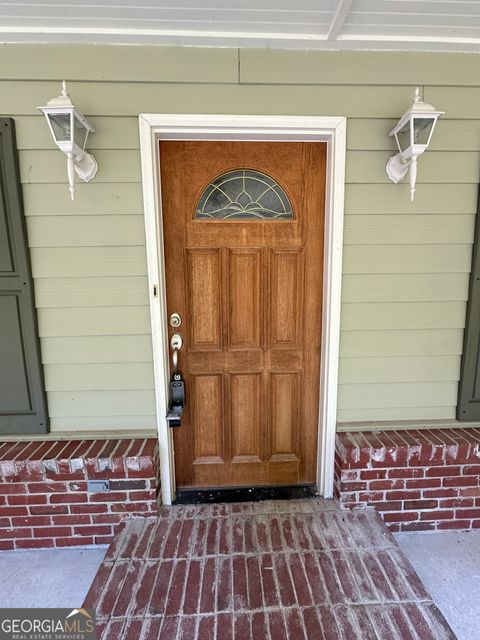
[160,141,326,489]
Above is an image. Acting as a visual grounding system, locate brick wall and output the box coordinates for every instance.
[335,427,480,532]
[0,438,159,550]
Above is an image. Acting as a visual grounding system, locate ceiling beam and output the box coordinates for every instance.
[327,0,355,41]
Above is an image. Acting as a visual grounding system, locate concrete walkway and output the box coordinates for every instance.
[83,500,455,639]
[396,530,480,640]
[0,546,106,608]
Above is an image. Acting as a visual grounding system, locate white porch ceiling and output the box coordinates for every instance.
[0,0,479,52]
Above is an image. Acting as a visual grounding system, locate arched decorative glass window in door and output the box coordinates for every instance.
[195,169,294,220]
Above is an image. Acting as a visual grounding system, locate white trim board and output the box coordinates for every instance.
[2,27,480,52]
[139,114,346,505]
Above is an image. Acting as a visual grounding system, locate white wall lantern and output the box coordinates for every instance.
[38,81,98,200]
[386,87,444,202]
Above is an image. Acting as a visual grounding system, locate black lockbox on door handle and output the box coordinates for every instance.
[166,326,185,427]
[166,371,185,427]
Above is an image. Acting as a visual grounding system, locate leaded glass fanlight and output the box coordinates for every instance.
[195,169,293,220]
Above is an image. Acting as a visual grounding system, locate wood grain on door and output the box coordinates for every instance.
[160,141,326,488]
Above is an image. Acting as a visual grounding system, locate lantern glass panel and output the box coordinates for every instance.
[395,120,411,153]
[413,117,435,145]
[48,113,71,142]
[73,115,88,149]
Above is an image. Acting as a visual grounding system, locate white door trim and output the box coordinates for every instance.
[139,114,346,505]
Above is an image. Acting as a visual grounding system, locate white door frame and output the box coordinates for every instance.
[139,114,346,506]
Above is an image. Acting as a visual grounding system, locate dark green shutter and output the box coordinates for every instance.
[457,187,480,421]
[0,118,49,434]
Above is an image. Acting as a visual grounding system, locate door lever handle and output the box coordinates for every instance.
[170,333,183,373]
[167,333,185,427]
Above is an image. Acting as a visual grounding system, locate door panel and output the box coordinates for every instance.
[228,249,262,350]
[269,371,300,458]
[191,373,224,463]
[230,372,262,463]
[160,141,325,488]
[269,249,304,349]
[187,249,222,350]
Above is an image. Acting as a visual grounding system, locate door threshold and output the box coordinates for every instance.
[173,484,319,505]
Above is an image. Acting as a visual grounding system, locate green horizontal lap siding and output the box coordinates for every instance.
[37,307,151,337]
[31,247,147,278]
[23,183,143,215]
[338,381,458,410]
[0,45,239,83]
[348,119,480,152]
[33,276,148,308]
[342,274,469,303]
[347,151,480,184]
[26,216,146,247]
[425,87,480,120]
[49,416,157,431]
[337,407,457,422]
[339,356,461,384]
[0,45,478,432]
[41,334,152,364]
[345,184,477,215]
[16,115,480,153]
[343,245,473,274]
[340,330,465,358]
[40,336,153,364]
[344,215,475,245]
[44,363,155,391]
[19,150,141,184]
[2,81,417,117]
[47,390,156,418]
[239,50,480,87]
[341,302,467,330]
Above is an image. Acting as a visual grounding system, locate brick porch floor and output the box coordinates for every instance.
[83,499,456,639]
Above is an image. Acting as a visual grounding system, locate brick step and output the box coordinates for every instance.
[83,503,456,639]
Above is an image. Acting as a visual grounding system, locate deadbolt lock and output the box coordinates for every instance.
[169,312,182,328]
